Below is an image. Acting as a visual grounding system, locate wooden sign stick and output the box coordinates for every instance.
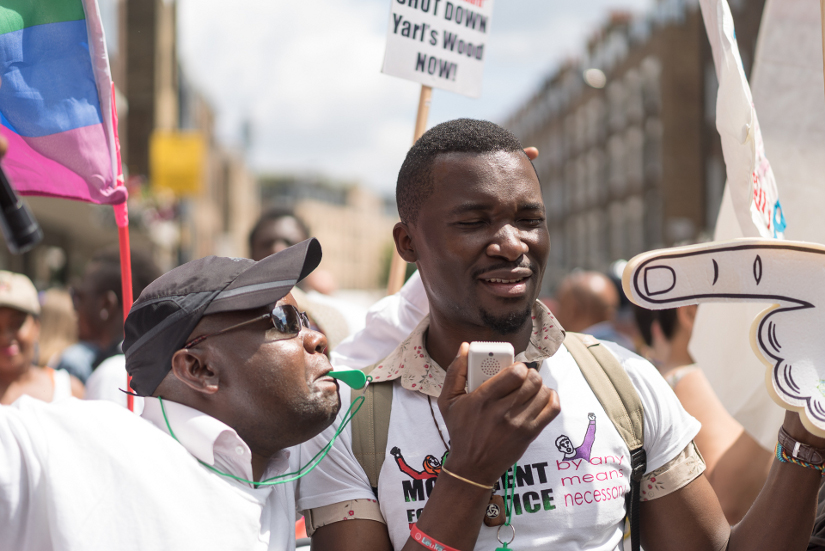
[821,0,825,98]
[386,84,433,295]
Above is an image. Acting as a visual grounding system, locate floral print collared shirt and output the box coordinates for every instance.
[367,300,566,398]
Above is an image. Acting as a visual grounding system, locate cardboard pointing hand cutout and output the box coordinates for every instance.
[624,238,825,437]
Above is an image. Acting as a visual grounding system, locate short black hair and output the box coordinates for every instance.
[633,305,677,347]
[396,118,528,224]
[89,247,162,306]
[248,207,311,252]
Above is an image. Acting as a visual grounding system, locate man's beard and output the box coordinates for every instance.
[479,305,532,335]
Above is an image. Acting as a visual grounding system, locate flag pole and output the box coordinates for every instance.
[115,204,133,411]
[386,84,432,295]
[110,84,135,412]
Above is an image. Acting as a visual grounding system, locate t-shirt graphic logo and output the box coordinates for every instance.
[555,413,597,462]
[390,446,445,480]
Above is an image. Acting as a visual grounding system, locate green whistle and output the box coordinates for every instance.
[328,369,368,390]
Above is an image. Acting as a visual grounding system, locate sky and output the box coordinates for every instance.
[177,0,652,196]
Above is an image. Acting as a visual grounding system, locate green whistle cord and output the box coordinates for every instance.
[159,393,365,487]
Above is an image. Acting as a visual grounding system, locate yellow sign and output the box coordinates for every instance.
[150,131,205,196]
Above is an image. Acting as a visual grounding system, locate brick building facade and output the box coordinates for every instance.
[505,0,766,294]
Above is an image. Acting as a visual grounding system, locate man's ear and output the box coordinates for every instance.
[393,222,418,263]
[677,304,697,332]
[170,348,220,395]
[102,289,120,317]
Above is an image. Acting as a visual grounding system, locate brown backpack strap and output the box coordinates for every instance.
[563,332,645,551]
[563,333,644,450]
[350,363,393,494]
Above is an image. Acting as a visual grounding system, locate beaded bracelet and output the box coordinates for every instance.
[775,442,825,475]
[410,524,461,551]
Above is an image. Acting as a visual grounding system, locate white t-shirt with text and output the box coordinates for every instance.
[298,342,700,551]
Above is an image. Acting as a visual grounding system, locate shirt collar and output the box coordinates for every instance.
[141,397,290,485]
[368,300,566,397]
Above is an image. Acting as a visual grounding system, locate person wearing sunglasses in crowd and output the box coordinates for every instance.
[0,237,344,550]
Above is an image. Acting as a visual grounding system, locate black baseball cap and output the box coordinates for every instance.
[123,238,322,396]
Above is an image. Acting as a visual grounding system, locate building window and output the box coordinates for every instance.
[644,118,663,185]
[607,81,626,132]
[608,135,626,197]
[548,178,565,218]
[564,161,577,213]
[587,210,607,269]
[586,151,604,206]
[625,126,645,192]
[575,157,588,209]
[624,69,644,125]
[640,56,662,115]
[626,196,645,257]
[644,188,664,249]
[609,202,625,260]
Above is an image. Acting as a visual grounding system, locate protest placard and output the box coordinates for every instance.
[382,0,495,98]
[625,238,825,438]
[689,0,825,449]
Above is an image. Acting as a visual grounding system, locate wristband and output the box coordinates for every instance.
[410,524,461,551]
[775,443,825,476]
[440,466,494,490]
[777,426,825,465]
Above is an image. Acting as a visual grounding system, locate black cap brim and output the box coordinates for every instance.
[205,237,321,314]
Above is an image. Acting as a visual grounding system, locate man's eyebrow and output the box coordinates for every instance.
[449,202,491,215]
[448,202,545,215]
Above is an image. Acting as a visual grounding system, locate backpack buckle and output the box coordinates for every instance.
[630,448,647,482]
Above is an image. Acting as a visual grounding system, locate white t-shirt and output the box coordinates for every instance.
[298,342,700,551]
[84,354,146,414]
[330,271,429,370]
[0,396,300,550]
[49,368,73,402]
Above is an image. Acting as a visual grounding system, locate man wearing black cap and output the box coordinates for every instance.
[0,238,340,550]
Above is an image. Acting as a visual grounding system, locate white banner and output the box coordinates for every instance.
[699,0,785,239]
[381,0,495,98]
[690,0,825,449]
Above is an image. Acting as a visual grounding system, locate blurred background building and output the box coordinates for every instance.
[0,0,769,299]
[506,0,766,295]
[260,175,397,290]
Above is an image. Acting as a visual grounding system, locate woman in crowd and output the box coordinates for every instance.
[0,271,83,404]
[634,304,772,524]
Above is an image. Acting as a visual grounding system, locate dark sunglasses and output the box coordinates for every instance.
[183,304,311,349]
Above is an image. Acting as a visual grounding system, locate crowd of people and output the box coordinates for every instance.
[0,119,824,550]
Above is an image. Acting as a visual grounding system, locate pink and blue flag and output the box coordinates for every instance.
[0,0,127,204]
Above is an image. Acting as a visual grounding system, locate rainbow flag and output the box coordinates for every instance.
[0,0,126,204]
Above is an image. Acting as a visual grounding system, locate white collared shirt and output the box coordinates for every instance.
[141,397,291,487]
[0,395,301,550]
